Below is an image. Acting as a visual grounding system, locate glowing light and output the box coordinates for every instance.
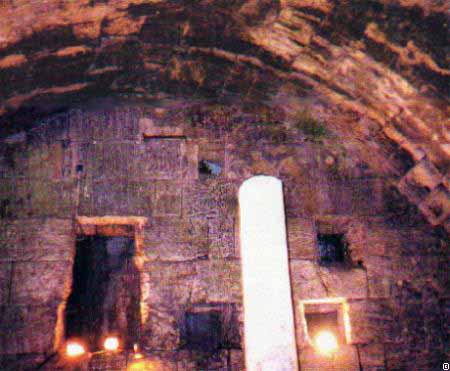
[103,336,119,352]
[314,330,338,356]
[239,176,299,370]
[127,359,166,371]
[299,297,352,344]
[133,343,143,359]
[342,301,352,343]
[66,341,86,357]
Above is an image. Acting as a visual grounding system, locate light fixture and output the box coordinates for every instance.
[313,330,338,356]
[133,343,144,359]
[103,336,120,352]
[65,341,86,358]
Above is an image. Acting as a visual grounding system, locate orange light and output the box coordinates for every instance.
[133,343,143,359]
[66,341,86,357]
[127,359,166,371]
[103,336,120,352]
[314,330,338,356]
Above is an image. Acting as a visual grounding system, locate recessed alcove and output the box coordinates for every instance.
[198,159,222,177]
[184,311,222,352]
[315,218,354,268]
[317,233,349,264]
[299,298,352,348]
[180,303,241,353]
[304,311,342,345]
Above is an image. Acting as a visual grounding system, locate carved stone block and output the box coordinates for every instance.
[0,218,74,262]
[0,263,11,305]
[141,139,183,179]
[348,299,395,344]
[316,266,367,299]
[418,185,450,226]
[151,181,182,217]
[358,343,385,369]
[196,259,242,303]
[10,261,71,305]
[365,256,393,299]
[290,260,367,300]
[29,180,75,218]
[0,353,47,371]
[79,179,148,216]
[143,218,209,261]
[290,260,328,300]
[299,344,360,371]
[208,215,236,258]
[286,218,317,260]
[0,304,58,354]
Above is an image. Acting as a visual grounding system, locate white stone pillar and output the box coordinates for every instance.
[238,176,299,371]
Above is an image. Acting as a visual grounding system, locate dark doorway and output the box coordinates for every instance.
[64,236,141,351]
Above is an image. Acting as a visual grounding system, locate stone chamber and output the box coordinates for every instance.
[0,1,448,370]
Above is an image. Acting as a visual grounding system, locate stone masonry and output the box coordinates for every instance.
[0,100,447,370]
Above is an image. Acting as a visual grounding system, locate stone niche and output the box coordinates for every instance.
[0,100,447,370]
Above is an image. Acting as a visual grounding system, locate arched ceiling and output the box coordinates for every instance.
[0,0,448,231]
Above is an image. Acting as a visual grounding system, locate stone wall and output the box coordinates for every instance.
[0,100,447,370]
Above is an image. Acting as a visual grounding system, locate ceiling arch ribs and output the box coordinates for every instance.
[0,0,448,230]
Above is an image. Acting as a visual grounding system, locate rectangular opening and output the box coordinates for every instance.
[64,235,141,351]
[142,137,184,179]
[143,134,187,141]
[181,304,241,352]
[304,311,342,345]
[198,159,222,177]
[317,233,348,264]
[184,311,222,352]
[299,298,352,347]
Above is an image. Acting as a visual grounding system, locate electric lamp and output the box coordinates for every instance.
[103,336,120,352]
[313,330,338,356]
[133,343,144,359]
[65,341,86,358]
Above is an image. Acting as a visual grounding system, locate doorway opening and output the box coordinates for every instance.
[64,235,141,351]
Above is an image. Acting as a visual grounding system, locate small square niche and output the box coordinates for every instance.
[184,311,222,352]
[198,159,222,177]
[304,311,342,345]
[317,233,349,265]
[299,298,351,348]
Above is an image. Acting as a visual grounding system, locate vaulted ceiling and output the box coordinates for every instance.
[0,0,448,230]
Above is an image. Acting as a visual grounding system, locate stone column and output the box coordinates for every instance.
[238,176,299,371]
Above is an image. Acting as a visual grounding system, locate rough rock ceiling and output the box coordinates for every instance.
[0,0,448,230]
